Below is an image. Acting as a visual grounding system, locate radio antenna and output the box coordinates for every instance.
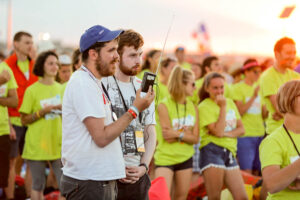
[155,14,175,75]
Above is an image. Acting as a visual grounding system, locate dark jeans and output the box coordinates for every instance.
[117,174,151,200]
[60,174,117,200]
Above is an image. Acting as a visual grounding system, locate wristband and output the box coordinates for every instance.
[128,109,137,119]
[36,110,41,118]
[178,132,184,142]
[130,105,139,115]
[139,163,148,172]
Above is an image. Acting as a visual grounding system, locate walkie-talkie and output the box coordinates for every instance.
[141,14,174,93]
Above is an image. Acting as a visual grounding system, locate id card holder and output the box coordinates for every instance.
[135,130,145,152]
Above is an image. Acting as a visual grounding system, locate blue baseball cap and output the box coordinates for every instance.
[79,25,123,52]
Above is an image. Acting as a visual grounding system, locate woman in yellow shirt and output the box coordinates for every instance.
[198,72,247,200]
[19,51,62,200]
[154,66,199,200]
[260,80,300,200]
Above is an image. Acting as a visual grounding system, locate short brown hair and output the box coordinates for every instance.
[168,66,194,102]
[274,37,295,53]
[13,31,32,42]
[277,80,300,114]
[117,30,144,55]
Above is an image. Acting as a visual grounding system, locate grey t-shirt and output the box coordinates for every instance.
[102,76,156,166]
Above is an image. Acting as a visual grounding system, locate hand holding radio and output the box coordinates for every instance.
[132,87,155,112]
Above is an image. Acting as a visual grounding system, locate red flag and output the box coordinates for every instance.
[279,5,296,18]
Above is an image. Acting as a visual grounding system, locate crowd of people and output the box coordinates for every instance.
[0,24,300,200]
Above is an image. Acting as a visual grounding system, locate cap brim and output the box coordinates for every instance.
[97,29,124,43]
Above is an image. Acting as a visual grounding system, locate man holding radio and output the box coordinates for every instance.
[102,29,156,200]
[61,25,155,200]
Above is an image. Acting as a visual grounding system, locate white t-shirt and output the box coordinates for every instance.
[61,69,125,180]
[102,76,156,166]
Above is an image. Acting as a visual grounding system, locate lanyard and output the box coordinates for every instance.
[175,102,186,130]
[283,124,300,156]
[112,75,142,124]
[81,66,117,121]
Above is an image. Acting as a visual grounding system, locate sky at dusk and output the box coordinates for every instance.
[0,0,299,56]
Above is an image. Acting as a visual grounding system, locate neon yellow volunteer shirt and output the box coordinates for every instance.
[154,81,169,104]
[231,81,265,137]
[189,78,204,105]
[0,64,18,136]
[136,69,149,80]
[19,81,62,160]
[198,98,241,156]
[181,62,192,70]
[154,97,196,166]
[9,60,30,126]
[259,67,299,134]
[260,126,300,200]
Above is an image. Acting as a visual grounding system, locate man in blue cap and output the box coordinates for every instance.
[60,25,155,200]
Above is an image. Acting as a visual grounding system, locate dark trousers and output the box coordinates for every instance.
[0,135,11,188]
[117,174,151,200]
[60,174,117,200]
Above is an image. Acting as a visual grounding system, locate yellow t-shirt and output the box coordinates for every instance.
[61,82,68,100]
[9,60,30,126]
[0,64,18,136]
[189,78,204,105]
[181,62,192,70]
[154,97,196,166]
[198,98,241,156]
[19,81,62,160]
[154,81,169,105]
[136,69,150,80]
[259,67,299,134]
[260,126,300,200]
[231,81,265,137]
[154,81,169,148]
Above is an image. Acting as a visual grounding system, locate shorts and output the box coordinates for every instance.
[0,135,11,187]
[27,159,62,191]
[199,143,239,174]
[60,174,117,200]
[192,143,201,173]
[237,136,263,171]
[117,173,151,200]
[10,125,27,158]
[156,157,193,171]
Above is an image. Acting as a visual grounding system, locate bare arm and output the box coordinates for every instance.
[0,88,18,108]
[141,125,156,166]
[223,119,245,138]
[262,159,300,194]
[0,70,10,86]
[269,95,283,120]
[158,103,180,143]
[207,96,227,137]
[235,86,259,116]
[234,96,256,116]
[262,104,268,119]
[20,105,57,126]
[84,88,155,148]
[84,112,135,148]
[180,105,199,144]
